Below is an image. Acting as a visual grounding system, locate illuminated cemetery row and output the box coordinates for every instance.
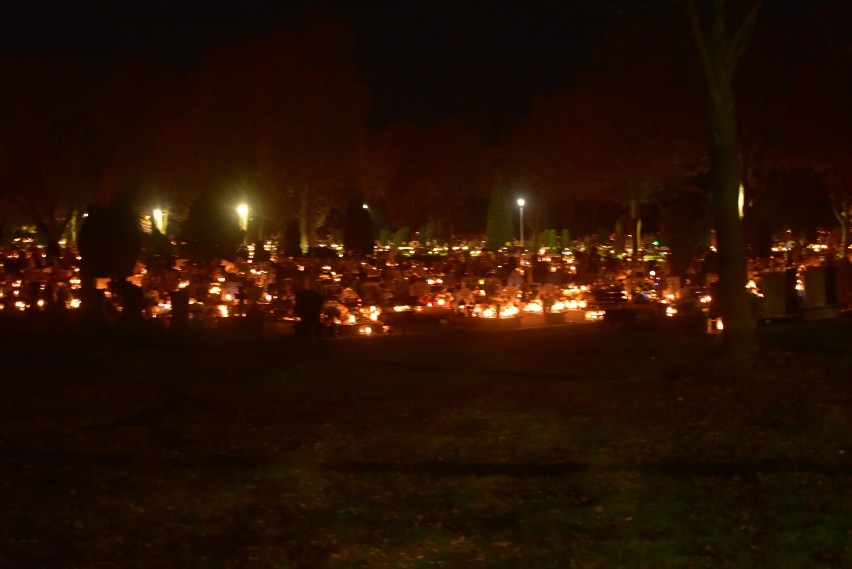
[1,227,846,334]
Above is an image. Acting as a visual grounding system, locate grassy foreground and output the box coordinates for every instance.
[1,319,850,568]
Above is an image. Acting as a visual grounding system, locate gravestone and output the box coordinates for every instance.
[760,270,798,319]
[802,265,840,320]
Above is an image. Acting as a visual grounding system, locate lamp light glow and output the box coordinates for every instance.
[236,204,249,232]
[517,198,525,249]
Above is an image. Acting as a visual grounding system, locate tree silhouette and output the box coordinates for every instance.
[343,196,374,256]
[732,1,850,256]
[657,178,713,277]
[499,33,706,249]
[0,56,100,258]
[145,20,369,251]
[76,193,144,323]
[77,194,143,283]
[372,118,492,240]
[484,185,514,251]
[180,191,242,263]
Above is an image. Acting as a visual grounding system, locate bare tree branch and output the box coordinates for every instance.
[686,0,721,97]
[728,0,764,64]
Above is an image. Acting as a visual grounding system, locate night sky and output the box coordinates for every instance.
[0,0,846,129]
[0,0,602,126]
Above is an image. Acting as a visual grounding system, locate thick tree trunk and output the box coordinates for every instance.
[832,193,849,256]
[710,87,756,358]
[687,0,762,360]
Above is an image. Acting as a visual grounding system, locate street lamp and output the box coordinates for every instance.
[236,203,249,232]
[152,208,167,234]
[517,198,525,249]
[236,203,249,245]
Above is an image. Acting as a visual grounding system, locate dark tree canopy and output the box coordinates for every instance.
[77,195,143,281]
[657,178,714,277]
[343,196,374,256]
[180,191,243,262]
[0,56,101,256]
[484,185,514,252]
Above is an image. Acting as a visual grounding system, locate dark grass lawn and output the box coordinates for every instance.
[1,319,850,568]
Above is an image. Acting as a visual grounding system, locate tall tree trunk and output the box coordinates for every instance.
[688,0,762,360]
[831,190,849,256]
[710,88,756,357]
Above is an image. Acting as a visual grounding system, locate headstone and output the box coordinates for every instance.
[803,266,836,308]
[294,289,324,336]
[801,265,840,320]
[119,282,145,324]
[760,270,797,319]
[171,289,189,327]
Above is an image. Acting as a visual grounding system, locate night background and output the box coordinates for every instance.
[0,1,601,124]
[1,0,847,246]
[1,1,851,567]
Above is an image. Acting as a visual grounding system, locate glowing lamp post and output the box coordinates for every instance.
[517,198,525,249]
[236,203,249,243]
[152,208,167,234]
